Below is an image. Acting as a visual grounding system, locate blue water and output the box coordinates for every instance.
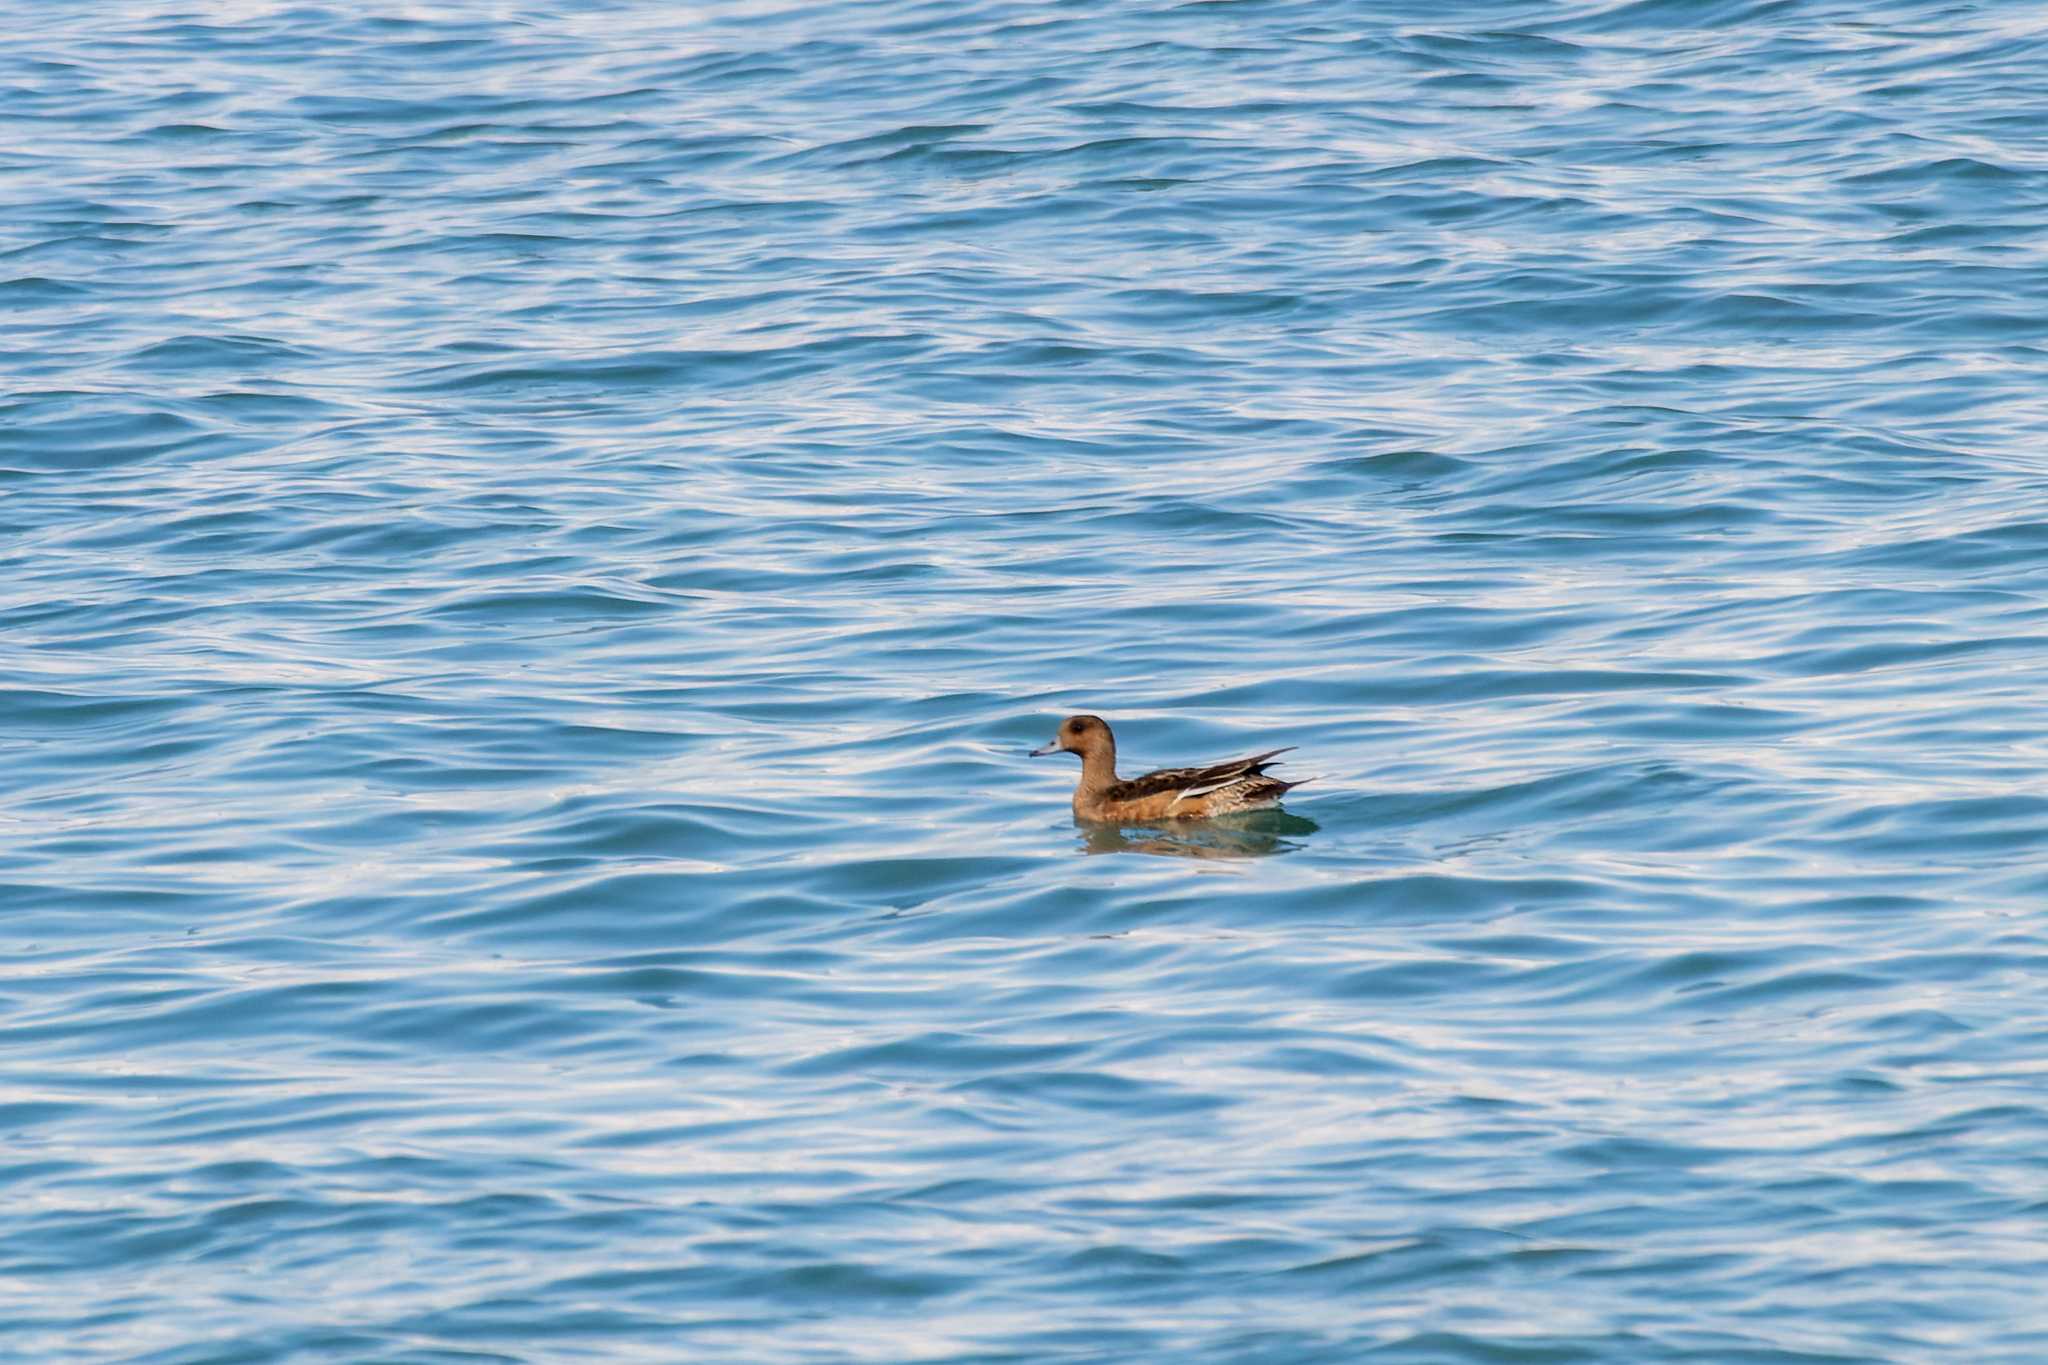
[7,1,2048,1360]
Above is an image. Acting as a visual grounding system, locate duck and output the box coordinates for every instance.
[1030,714,1306,823]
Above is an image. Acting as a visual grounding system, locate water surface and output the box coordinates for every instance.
[5,2,2048,1360]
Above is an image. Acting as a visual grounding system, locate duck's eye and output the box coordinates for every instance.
[1067,719,1084,733]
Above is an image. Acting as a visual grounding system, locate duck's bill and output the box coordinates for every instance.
[1029,741,1061,756]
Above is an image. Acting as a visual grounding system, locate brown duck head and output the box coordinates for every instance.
[1030,714,1117,779]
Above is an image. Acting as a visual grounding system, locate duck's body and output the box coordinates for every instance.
[1031,714,1305,823]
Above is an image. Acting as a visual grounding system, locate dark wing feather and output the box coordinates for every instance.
[1106,747,1296,803]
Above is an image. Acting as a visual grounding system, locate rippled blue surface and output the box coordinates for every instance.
[7,2,2048,1360]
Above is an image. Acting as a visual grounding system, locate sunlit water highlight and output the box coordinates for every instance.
[5,1,2048,1360]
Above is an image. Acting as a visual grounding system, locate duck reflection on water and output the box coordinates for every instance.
[1079,810,1320,859]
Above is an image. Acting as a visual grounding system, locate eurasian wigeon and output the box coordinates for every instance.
[1030,714,1306,822]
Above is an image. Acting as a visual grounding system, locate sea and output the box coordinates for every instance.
[5,2,2048,1360]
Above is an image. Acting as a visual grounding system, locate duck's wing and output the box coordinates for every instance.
[1107,747,1296,805]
